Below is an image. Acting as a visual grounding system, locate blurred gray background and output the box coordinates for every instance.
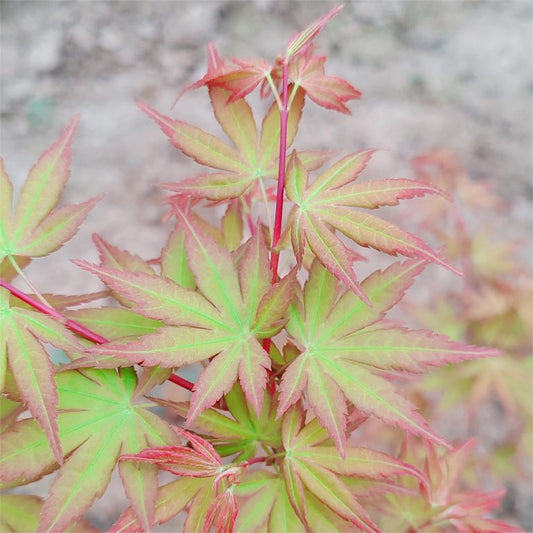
[1,0,532,529]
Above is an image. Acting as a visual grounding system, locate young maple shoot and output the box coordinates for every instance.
[0,6,525,533]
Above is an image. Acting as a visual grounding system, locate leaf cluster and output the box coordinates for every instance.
[0,7,525,533]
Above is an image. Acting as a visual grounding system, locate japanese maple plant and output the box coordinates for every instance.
[0,7,524,533]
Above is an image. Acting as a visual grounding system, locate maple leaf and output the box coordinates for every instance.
[115,429,240,533]
[285,5,343,60]
[137,85,331,204]
[0,287,83,464]
[0,368,175,532]
[179,41,272,104]
[382,439,525,532]
[0,256,31,282]
[0,117,102,263]
[289,50,361,114]
[284,150,460,300]
[234,471,306,532]
[235,468,398,533]
[0,494,98,533]
[121,427,225,480]
[77,222,296,422]
[206,56,273,104]
[279,404,428,533]
[279,259,497,453]
[150,383,282,461]
[0,395,24,433]
[110,476,209,533]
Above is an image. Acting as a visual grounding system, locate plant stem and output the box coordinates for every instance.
[263,60,290,388]
[0,278,64,320]
[8,255,54,311]
[168,373,195,391]
[240,453,284,468]
[0,278,195,392]
[269,60,290,282]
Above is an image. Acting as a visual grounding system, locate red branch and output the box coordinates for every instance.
[241,455,272,467]
[0,278,194,392]
[269,60,290,282]
[263,60,290,391]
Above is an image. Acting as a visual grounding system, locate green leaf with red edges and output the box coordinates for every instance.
[0,287,84,463]
[0,494,99,533]
[77,227,296,422]
[140,86,305,203]
[0,256,31,282]
[0,395,23,433]
[222,200,244,251]
[279,260,496,453]
[234,471,304,533]
[58,307,164,370]
[0,368,175,532]
[234,469,360,533]
[151,384,282,461]
[92,233,155,308]
[162,223,196,288]
[65,307,163,341]
[0,117,101,262]
[284,151,459,300]
[110,477,209,533]
[280,404,426,533]
[93,233,154,274]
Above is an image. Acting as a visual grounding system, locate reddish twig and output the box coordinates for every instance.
[0,278,195,392]
[263,59,291,392]
[269,60,290,282]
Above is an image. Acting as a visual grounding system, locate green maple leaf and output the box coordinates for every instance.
[137,86,328,203]
[284,150,459,301]
[0,494,98,533]
[0,117,102,264]
[234,472,305,533]
[0,368,175,532]
[279,404,427,533]
[234,469,370,533]
[0,287,83,464]
[279,259,497,453]
[110,476,209,532]
[151,383,282,461]
[76,218,296,422]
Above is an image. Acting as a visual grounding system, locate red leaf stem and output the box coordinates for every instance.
[263,60,290,390]
[269,60,290,282]
[0,278,195,392]
[241,455,272,467]
[0,279,63,320]
[168,372,195,391]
